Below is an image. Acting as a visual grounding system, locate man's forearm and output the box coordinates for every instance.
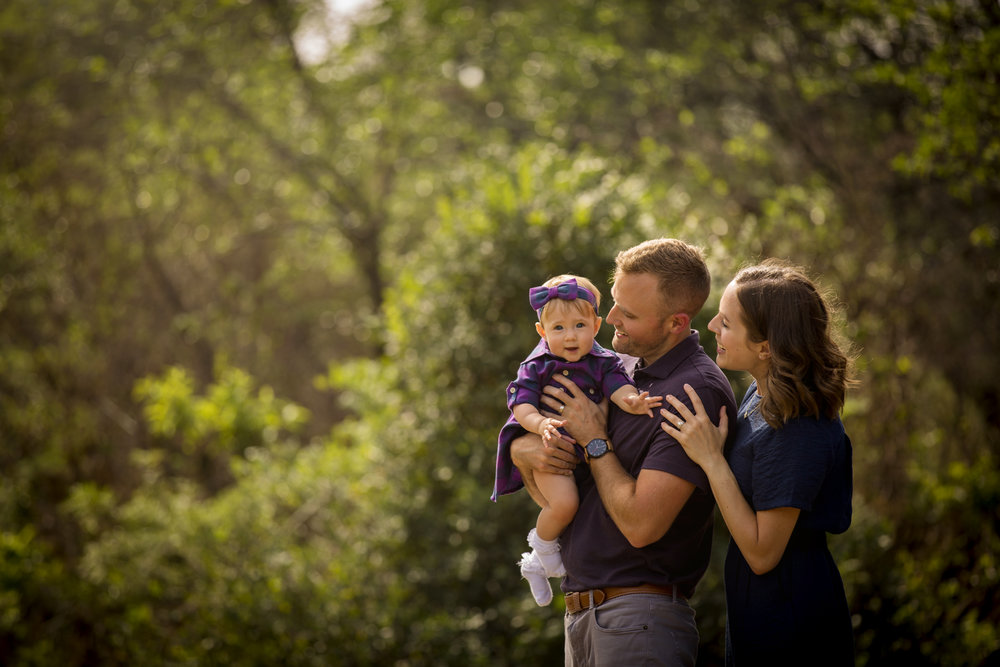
[588,454,639,533]
[588,451,693,549]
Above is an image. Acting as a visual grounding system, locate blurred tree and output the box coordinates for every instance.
[0,0,998,665]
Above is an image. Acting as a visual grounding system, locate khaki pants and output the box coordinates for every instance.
[564,593,698,667]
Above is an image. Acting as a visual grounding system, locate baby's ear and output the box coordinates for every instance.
[535,321,546,339]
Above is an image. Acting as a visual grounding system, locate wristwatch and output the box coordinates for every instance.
[584,438,613,463]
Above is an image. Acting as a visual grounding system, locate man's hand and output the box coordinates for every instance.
[540,374,609,446]
[540,376,695,548]
[511,432,576,476]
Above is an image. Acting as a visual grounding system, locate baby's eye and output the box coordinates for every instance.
[552,325,564,331]
[575,322,587,329]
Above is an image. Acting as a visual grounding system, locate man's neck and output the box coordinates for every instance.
[641,329,690,367]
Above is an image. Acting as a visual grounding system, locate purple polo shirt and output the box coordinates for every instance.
[559,330,737,599]
[492,339,633,502]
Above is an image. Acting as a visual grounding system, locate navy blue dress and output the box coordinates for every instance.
[724,384,854,666]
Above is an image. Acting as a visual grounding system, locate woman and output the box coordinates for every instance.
[660,260,854,666]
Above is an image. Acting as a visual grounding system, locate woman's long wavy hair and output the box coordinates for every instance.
[734,260,852,428]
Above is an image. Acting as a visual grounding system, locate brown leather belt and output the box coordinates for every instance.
[564,584,684,614]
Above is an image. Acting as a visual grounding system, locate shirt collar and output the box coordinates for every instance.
[631,330,703,380]
[523,339,615,363]
[524,339,551,362]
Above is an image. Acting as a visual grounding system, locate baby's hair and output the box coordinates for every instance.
[537,274,602,326]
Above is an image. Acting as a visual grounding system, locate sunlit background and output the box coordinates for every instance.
[0,0,997,665]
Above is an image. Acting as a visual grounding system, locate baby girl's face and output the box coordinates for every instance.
[536,300,602,363]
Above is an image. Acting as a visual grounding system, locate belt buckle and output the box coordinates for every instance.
[565,588,606,614]
[565,590,591,614]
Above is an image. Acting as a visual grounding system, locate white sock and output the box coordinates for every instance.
[519,551,552,606]
[527,529,566,577]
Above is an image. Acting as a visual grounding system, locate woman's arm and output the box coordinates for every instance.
[690,449,799,574]
[661,384,799,574]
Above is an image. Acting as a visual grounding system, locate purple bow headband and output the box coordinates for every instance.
[528,278,598,317]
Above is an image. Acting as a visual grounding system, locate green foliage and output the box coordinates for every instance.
[0,528,80,665]
[839,454,1000,667]
[127,363,309,495]
[1,0,998,665]
[889,455,1000,665]
[135,365,309,454]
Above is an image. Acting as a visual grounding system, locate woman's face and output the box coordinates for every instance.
[707,281,770,380]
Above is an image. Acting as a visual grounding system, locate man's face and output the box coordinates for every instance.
[606,271,675,365]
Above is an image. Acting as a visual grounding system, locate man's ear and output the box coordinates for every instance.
[670,312,691,332]
[535,321,546,339]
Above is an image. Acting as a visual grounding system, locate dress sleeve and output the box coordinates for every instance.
[506,358,543,411]
[599,355,635,399]
[751,419,835,512]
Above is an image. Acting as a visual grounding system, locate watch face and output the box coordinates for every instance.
[586,438,608,458]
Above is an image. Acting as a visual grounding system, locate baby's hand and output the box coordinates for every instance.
[620,391,663,417]
[541,418,564,446]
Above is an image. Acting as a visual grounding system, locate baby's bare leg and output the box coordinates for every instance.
[534,470,579,540]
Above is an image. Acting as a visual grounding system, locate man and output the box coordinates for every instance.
[510,238,736,666]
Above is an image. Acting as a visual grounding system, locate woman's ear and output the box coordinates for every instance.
[758,340,771,360]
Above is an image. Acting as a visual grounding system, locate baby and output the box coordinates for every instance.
[492,274,660,605]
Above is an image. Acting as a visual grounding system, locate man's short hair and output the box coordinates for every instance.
[613,238,711,317]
